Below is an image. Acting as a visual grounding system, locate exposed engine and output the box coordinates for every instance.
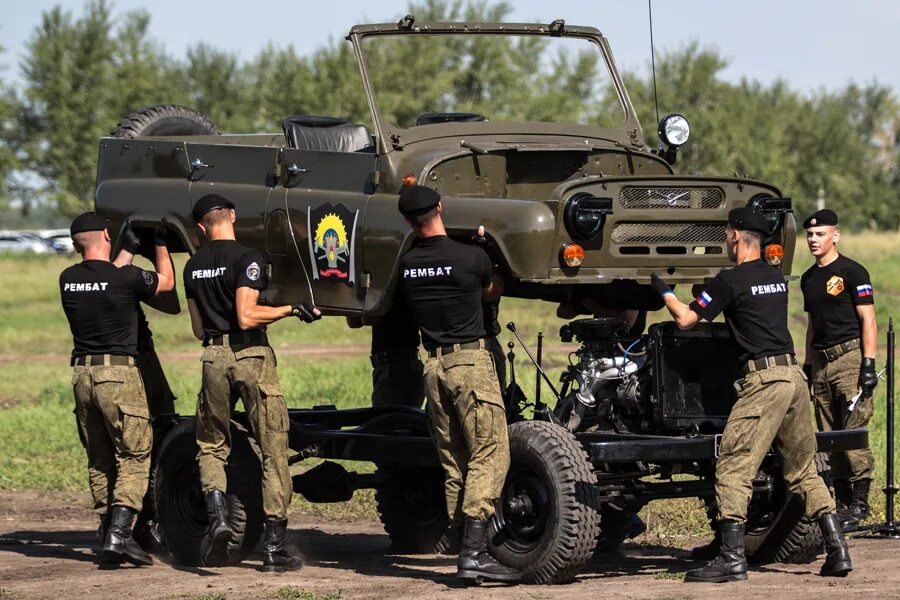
[557,318,655,434]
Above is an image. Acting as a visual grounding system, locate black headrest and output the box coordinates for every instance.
[415,112,488,126]
[282,115,374,153]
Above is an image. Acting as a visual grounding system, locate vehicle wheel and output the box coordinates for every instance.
[110,104,220,139]
[488,420,600,584]
[370,412,449,553]
[154,418,264,566]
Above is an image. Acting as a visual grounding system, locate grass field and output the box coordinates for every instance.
[0,232,897,535]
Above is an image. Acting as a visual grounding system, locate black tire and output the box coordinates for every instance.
[488,421,600,584]
[703,454,828,565]
[110,104,220,139]
[154,418,264,566]
[370,412,449,553]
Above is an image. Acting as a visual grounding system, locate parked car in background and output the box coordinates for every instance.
[0,232,53,254]
[38,229,75,254]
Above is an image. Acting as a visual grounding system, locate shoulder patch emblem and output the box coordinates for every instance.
[246,262,261,282]
[826,275,844,296]
[142,270,154,286]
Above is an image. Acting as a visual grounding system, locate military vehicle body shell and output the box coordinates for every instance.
[94,21,795,319]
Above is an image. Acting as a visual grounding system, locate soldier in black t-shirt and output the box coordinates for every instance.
[113,221,180,551]
[397,186,519,584]
[368,292,424,408]
[60,212,174,567]
[652,207,850,583]
[184,194,320,571]
[800,209,877,530]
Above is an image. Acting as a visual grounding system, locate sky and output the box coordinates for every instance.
[2,0,900,96]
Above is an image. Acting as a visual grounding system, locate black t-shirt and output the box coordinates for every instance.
[183,240,266,337]
[801,254,874,349]
[689,259,794,362]
[483,299,501,337]
[60,260,159,357]
[371,294,421,353]
[398,235,492,350]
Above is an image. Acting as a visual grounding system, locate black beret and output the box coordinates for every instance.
[192,194,235,222]
[727,207,770,235]
[802,209,838,229]
[398,185,441,216]
[70,212,109,236]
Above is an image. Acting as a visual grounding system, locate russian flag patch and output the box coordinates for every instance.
[856,284,873,297]
[697,291,712,307]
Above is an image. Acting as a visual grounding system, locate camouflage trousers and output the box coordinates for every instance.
[72,363,152,514]
[371,350,425,408]
[196,344,291,519]
[716,364,835,523]
[424,346,510,522]
[812,347,874,482]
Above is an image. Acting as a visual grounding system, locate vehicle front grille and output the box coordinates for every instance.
[619,186,725,210]
[610,222,726,256]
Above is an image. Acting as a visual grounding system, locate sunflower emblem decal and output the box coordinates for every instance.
[307,203,359,286]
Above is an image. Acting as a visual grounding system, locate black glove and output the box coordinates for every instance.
[153,219,168,246]
[291,302,321,323]
[859,357,878,397]
[120,221,141,254]
[801,363,812,381]
[650,272,672,297]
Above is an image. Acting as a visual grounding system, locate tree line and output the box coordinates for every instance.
[1,0,898,229]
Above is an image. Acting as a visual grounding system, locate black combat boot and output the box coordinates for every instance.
[262,518,303,573]
[684,521,747,583]
[101,506,153,566]
[833,479,859,532]
[849,479,871,523]
[201,490,235,567]
[689,527,721,561]
[457,518,521,583]
[818,513,852,577]
[97,513,111,547]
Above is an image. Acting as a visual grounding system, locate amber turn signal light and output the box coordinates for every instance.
[561,243,585,268]
[764,243,784,266]
[402,173,417,187]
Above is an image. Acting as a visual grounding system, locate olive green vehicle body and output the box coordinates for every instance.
[94,20,795,319]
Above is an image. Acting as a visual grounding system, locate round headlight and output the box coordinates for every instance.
[658,114,691,147]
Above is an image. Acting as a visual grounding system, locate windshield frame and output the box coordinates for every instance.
[347,22,644,154]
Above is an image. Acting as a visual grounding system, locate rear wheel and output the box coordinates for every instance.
[154,418,264,566]
[488,421,600,584]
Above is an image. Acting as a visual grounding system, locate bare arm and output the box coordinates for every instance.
[662,293,701,330]
[116,246,180,312]
[856,304,877,359]
[113,248,133,268]
[235,287,293,330]
[153,244,175,295]
[187,298,205,341]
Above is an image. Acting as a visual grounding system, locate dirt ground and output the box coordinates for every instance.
[1,491,898,600]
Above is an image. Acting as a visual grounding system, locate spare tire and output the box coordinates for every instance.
[111,104,220,139]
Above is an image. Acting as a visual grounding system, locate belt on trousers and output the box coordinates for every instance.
[204,330,268,347]
[743,353,797,374]
[71,354,135,367]
[817,338,860,362]
[370,348,420,367]
[427,339,485,358]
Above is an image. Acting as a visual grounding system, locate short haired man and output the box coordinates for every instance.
[60,212,175,566]
[184,194,321,570]
[397,186,519,583]
[800,209,878,531]
[651,207,851,582]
